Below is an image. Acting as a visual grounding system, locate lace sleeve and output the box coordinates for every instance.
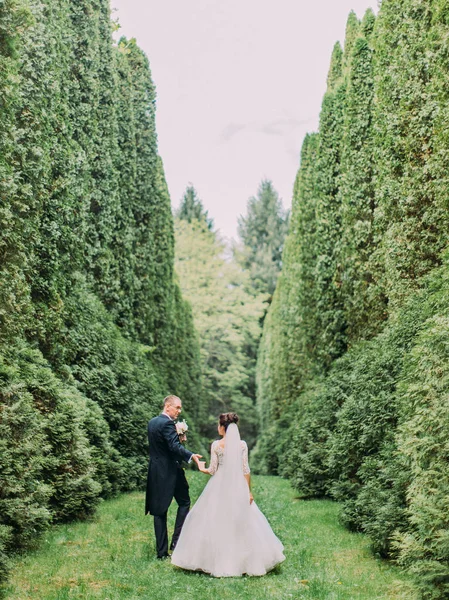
[242,441,250,475]
[205,441,219,475]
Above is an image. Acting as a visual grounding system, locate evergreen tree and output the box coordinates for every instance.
[255,4,449,597]
[373,0,449,309]
[253,134,319,474]
[0,0,203,583]
[336,9,388,343]
[176,185,213,230]
[174,218,266,447]
[237,180,289,297]
[313,40,347,369]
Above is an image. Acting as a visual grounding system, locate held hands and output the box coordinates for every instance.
[191,454,208,473]
[191,454,203,467]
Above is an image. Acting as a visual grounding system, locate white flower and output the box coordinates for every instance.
[175,420,188,435]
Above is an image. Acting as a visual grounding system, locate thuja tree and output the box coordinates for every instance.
[312,39,347,369]
[252,3,449,598]
[394,267,449,597]
[254,22,353,473]
[337,9,388,343]
[0,0,202,583]
[373,0,449,310]
[0,0,35,347]
[253,134,319,474]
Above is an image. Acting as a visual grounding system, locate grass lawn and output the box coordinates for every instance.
[4,473,418,600]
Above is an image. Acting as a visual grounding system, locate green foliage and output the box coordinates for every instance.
[313,36,347,369]
[41,275,160,492]
[0,354,51,550]
[237,180,289,297]
[176,185,213,230]
[175,218,266,447]
[0,0,202,587]
[0,342,107,588]
[257,4,449,597]
[280,381,341,498]
[337,13,387,342]
[0,0,34,346]
[163,281,204,423]
[0,524,12,588]
[373,0,449,309]
[9,345,103,523]
[254,135,319,474]
[393,278,449,596]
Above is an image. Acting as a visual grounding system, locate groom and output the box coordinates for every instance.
[145,395,202,559]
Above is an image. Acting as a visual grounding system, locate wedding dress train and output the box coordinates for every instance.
[171,424,285,577]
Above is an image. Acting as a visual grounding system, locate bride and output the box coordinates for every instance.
[171,412,285,577]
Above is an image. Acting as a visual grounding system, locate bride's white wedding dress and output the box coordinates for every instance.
[171,424,285,577]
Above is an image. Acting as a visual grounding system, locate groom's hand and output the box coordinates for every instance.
[191,454,203,465]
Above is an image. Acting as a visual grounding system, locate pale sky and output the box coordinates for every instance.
[111,0,379,241]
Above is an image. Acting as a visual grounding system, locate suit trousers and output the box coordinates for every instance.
[154,468,190,558]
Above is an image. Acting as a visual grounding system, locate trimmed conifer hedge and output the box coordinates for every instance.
[0,0,202,585]
[256,5,449,597]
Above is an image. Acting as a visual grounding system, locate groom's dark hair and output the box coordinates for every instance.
[163,395,181,408]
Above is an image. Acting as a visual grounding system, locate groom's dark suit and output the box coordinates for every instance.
[145,413,193,558]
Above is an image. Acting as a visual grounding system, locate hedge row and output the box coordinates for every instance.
[256,4,449,597]
[0,0,202,584]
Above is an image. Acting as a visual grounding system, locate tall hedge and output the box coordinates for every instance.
[253,134,319,474]
[373,0,449,309]
[257,4,449,597]
[312,40,347,369]
[0,0,202,586]
[337,9,387,342]
[0,0,34,346]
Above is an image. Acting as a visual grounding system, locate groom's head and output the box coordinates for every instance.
[163,395,182,419]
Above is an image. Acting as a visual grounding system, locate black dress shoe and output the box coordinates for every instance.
[157,553,170,560]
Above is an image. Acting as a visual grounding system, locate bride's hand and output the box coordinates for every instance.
[249,492,254,504]
[197,461,207,472]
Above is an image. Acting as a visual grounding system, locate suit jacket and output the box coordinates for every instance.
[145,414,193,516]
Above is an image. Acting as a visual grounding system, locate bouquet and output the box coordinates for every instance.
[176,419,188,443]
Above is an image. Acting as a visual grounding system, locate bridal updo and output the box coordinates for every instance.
[219,412,239,431]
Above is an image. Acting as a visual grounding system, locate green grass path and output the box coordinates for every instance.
[5,474,417,599]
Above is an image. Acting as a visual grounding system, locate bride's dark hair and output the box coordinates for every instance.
[219,412,239,431]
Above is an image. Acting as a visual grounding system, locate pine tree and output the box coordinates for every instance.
[176,185,213,230]
[237,180,289,297]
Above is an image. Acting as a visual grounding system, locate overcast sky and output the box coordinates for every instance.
[111,0,379,241]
